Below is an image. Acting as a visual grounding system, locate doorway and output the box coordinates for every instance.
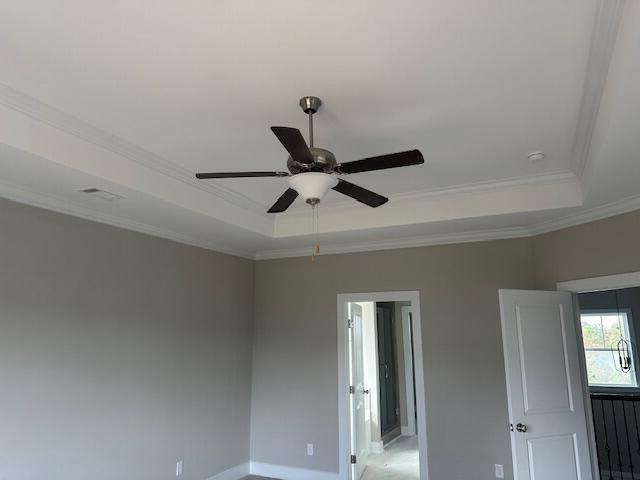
[376,302,401,443]
[559,272,640,480]
[337,291,428,480]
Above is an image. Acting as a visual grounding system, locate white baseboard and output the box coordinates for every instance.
[206,462,250,480]
[250,461,340,480]
[368,441,384,454]
[383,434,403,448]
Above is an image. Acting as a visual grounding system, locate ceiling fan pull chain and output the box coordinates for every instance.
[311,202,320,262]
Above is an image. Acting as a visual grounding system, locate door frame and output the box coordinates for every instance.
[337,291,428,480]
[401,305,417,436]
[557,271,640,480]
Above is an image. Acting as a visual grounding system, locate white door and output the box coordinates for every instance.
[499,290,594,480]
[348,303,367,480]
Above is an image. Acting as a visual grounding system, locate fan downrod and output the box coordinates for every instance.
[284,96,335,174]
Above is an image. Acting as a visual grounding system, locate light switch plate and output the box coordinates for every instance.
[307,443,314,456]
[495,464,504,478]
[176,460,183,476]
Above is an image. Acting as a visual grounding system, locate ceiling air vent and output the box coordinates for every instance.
[80,187,124,201]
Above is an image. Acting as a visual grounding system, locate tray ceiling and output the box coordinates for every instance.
[0,0,638,258]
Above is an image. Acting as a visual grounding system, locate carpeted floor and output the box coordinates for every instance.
[361,435,419,480]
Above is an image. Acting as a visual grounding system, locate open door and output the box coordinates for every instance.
[499,290,594,480]
[348,303,367,480]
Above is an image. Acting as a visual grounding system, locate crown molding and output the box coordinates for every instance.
[0,82,266,215]
[286,171,578,214]
[254,227,531,260]
[0,179,254,260]
[2,171,638,261]
[389,171,578,201]
[528,193,640,236]
[570,0,626,177]
[259,193,640,259]
[274,170,582,237]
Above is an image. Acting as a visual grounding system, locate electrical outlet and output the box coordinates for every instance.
[176,460,183,476]
[495,464,504,478]
[307,443,314,456]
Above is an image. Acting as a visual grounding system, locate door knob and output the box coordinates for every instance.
[516,423,528,433]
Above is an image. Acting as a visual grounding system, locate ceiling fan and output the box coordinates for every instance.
[195,96,424,213]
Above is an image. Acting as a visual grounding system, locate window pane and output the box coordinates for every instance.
[602,313,627,347]
[584,350,636,386]
[581,315,604,348]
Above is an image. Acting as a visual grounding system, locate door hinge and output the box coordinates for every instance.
[347,318,354,328]
[349,385,355,394]
[350,454,357,464]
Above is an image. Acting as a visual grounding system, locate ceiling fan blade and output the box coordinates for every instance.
[337,150,424,174]
[196,171,289,179]
[267,188,299,213]
[332,179,388,207]
[270,127,314,165]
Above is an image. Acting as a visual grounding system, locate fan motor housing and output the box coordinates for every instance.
[287,147,337,174]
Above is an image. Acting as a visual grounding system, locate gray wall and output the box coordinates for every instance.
[533,209,640,289]
[4,190,640,480]
[251,238,535,480]
[0,198,254,480]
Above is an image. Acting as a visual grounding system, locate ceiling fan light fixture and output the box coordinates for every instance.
[195,96,423,213]
[287,172,338,204]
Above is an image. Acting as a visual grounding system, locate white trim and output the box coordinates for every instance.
[337,291,429,480]
[555,272,640,480]
[570,0,626,177]
[274,172,582,237]
[0,81,587,241]
[0,82,265,215]
[570,294,602,480]
[529,193,640,236]
[557,271,640,293]
[0,179,254,259]
[205,462,250,480]
[401,305,417,437]
[286,171,578,215]
[2,82,583,224]
[4,167,640,262]
[255,227,530,260]
[258,193,640,260]
[250,461,340,480]
[382,432,403,448]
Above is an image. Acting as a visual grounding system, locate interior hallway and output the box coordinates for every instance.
[362,436,419,480]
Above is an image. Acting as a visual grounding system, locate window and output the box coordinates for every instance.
[580,311,637,388]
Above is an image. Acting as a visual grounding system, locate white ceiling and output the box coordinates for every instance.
[0,0,638,258]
